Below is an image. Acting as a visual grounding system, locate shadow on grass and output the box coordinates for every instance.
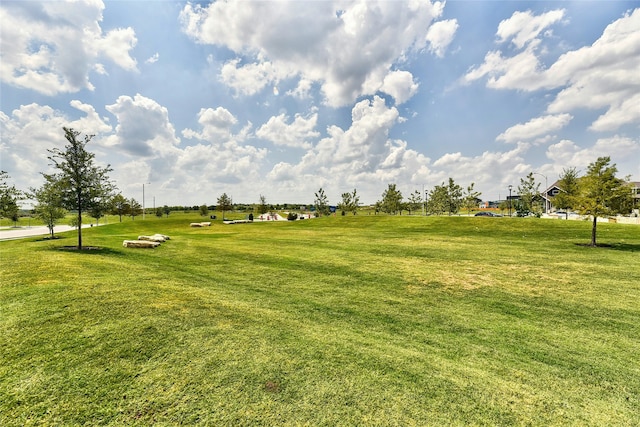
[31,236,127,257]
[575,242,640,252]
[33,236,63,242]
[54,246,126,256]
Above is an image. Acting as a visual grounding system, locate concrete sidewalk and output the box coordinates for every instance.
[0,224,101,241]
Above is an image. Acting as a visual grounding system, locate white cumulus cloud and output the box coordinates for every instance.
[497,114,572,144]
[465,8,640,133]
[0,0,138,95]
[180,0,447,107]
[426,19,459,57]
[256,113,320,149]
[496,9,565,49]
[105,94,180,157]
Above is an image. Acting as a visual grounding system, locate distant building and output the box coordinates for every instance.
[544,180,640,213]
[542,181,563,213]
[630,181,640,211]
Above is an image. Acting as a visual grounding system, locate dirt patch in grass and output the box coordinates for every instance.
[264,380,281,393]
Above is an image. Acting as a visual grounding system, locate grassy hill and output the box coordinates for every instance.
[1,214,639,425]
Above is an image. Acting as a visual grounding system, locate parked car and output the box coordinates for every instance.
[475,211,503,217]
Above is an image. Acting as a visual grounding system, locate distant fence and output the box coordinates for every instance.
[616,216,640,225]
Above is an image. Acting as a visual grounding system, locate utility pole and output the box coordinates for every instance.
[533,172,548,214]
[142,182,150,220]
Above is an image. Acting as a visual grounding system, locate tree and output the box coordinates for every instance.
[445,178,463,215]
[89,206,104,225]
[407,190,423,215]
[217,193,233,220]
[199,204,209,217]
[552,167,580,219]
[257,194,269,215]
[348,188,360,215]
[498,200,510,216]
[380,184,403,214]
[575,157,633,247]
[427,179,463,215]
[427,184,448,215]
[30,177,67,238]
[155,207,163,218]
[0,171,22,223]
[338,192,351,215]
[111,194,130,222]
[163,205,171,217]
[45,128,115,249]
[130,198,142,220]
[314,188,330,216]
[338,189,359,215]
[517,172,541,217]
[463,182,482,214]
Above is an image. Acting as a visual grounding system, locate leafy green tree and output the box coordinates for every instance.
[575,157,633,246]
[89,201,108,225]
[111,194,130,222]
[552,167,580,219]
[379,184,403,215]
[427,183,448,215]
[498,200,509,215]
[338,192,351,215]
[314,188,330,216]
[45,128,115,249]
[163,205,171,217]
[257,194,269,215]
[338,189,360,215]
[517,172,541,217]
[30,178,67,238]
[0,171,22,222]
[155,207,163,218]
[199,204,209,217]
[130,198,142,220]
[217,193,233,220]
[407,190,423,215]
[463,182,481,214]
[445,178,463,215]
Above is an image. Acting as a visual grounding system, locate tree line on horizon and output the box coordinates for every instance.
[1,128,637,248]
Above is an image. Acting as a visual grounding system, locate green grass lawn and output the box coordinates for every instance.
[1,215,639,426]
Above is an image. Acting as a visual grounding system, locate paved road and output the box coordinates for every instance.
[0,224,101,241]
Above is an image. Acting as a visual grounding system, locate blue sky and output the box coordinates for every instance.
[1,0,638,207]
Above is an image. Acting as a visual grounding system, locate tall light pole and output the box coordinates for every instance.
[142,182,150,220]
[533,172,548,214]
[508,184,513,217]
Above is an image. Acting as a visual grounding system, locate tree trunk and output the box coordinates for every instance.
[590,215,597,247]
[77,206,83,250]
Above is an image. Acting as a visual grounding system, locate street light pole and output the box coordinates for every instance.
[508,184,513,217]
[534,172,548,214]
[142,182,150,220]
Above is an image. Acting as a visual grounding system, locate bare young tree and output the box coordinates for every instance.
[217,193,233,220]
[314,188,330,216]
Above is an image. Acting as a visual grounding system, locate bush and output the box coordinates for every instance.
[287,212,298,221]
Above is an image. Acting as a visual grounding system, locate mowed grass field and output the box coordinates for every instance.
[1,214,639,426]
